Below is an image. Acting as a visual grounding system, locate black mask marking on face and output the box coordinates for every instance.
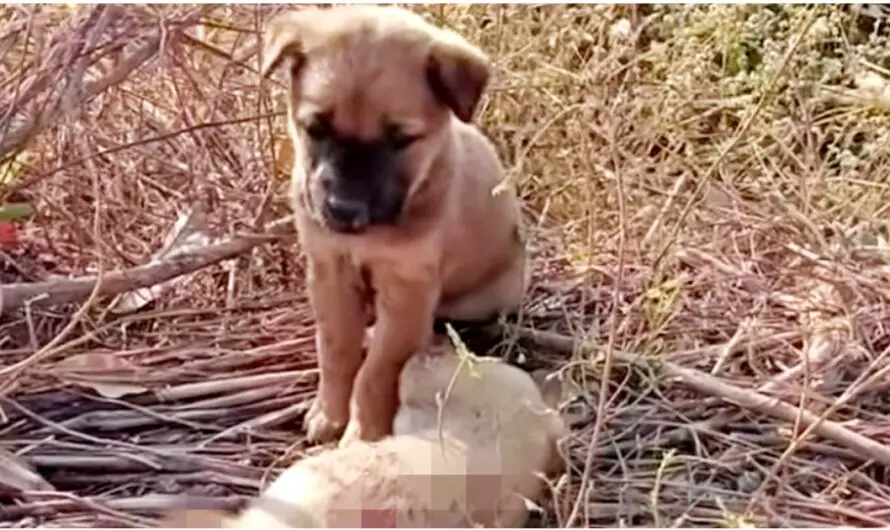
[305,114,419,233]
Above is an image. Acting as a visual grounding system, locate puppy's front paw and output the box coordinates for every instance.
[337,408,392,447]
[338,417,388,447]
[305,396,347,443]
[337,419,362,448]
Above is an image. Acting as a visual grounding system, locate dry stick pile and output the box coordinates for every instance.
[4,4,890,528]
[5,217,890,526]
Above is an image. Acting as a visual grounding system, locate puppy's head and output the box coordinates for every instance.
[261,6,491,234]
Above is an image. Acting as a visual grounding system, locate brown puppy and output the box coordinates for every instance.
[159,340,566,528]
[261,5,528,445]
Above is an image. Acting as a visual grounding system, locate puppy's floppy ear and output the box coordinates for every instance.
[425,30,491,123]
[260,10,318,78]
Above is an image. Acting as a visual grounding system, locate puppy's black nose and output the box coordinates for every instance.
[326,195,369,229]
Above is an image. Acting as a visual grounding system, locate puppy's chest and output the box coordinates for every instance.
[355,262,376,317]
[310,233,440,320]
[314,227,443,278]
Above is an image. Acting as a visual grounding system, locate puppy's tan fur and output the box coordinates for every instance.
[160,341,566,528]
[261,6,528,445]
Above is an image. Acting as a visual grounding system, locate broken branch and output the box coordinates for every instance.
[0,216,296,316]
[509,325,890,468]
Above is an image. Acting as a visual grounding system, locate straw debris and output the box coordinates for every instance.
[3,4,890,527]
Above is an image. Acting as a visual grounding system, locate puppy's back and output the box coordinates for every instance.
[449,117,520,235]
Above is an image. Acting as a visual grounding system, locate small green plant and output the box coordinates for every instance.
[0,202,32,222]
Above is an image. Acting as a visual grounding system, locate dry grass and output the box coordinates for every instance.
[3,3,890,528]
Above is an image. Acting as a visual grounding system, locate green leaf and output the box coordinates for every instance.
[0,203,34,221]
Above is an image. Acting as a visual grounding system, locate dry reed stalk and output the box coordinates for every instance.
[4,4,890,528]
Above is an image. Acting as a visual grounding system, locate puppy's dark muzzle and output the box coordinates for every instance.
[325,195,370,232]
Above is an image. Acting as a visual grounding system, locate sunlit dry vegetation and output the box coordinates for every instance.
[3,4,890,527]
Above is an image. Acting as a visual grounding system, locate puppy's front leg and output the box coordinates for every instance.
[340,273,439,445]
[304,255,367,444]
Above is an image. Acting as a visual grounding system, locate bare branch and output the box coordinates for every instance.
[510,326,890,468]
[0,216,296,316]
[0,35,161,160]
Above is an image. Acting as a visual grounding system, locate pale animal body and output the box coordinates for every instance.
[160,342,566,528]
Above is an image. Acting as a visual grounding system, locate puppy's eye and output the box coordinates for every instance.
[384,124,419,150]
[304,114,334,141]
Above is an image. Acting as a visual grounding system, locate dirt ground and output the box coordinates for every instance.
[4,4,890,528]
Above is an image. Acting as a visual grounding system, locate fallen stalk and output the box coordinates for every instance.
[508,326,890,468]
[0,216,296,316]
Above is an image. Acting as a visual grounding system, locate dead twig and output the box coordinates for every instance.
[509,326,890,468]
[0,492,246,522]
[0,215,295,316]
[0,17,162,161]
